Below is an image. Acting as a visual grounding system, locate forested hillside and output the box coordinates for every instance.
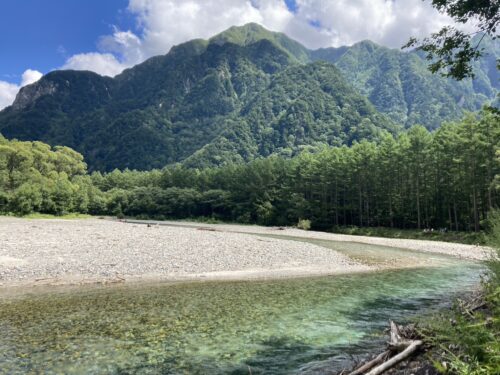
[311,34,499,129]
[0,24,497,171]
[2,110,498,232]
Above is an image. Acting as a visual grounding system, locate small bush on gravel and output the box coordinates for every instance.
[297,219,311,231]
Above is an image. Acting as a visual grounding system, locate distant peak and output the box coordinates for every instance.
[225,22,270,33]
[210,23,278,47]
[209,23,310,63]
[234,22,268,31]
[352,40,380,49]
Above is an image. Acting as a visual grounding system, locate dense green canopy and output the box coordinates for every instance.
[2,110,498,232]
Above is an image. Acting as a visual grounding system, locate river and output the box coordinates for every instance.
[0,243,483,374]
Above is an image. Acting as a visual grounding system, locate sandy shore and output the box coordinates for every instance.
[0,217,492,288]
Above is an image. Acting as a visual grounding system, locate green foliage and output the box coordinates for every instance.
[423,262,500,375]
[1,111,498,234]
[0,136,103,216]
[297,219,311,231]
[73,110,496,234]
[485,209,500,249]
[312,37,499,129]
[421,208,500,375]
[0,24,497,171]
[405,1,499,80]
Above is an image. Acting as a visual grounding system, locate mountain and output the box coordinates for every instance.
[310,35,499,129]
[182,61,392,167]
[0,23,497,171]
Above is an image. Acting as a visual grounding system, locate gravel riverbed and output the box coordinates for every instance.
[152,220,492,261]
[0,217,370,288]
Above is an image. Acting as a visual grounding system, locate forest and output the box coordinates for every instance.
[1,109,498,233]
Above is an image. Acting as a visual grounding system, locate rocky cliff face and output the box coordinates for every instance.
[11,79,57,111]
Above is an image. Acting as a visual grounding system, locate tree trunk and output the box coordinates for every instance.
[416,175,421,229]
[359,186,363,227]
[448,205,452,231]
[472,185,479,232]
[454,201,459,231]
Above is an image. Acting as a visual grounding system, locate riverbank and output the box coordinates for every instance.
[129,219,492,261]
[341,212,500,375]
[330,225,485,245]
[0,217,371,288]
[0,217,492,289]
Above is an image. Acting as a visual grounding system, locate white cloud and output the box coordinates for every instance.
[21,69,43,87]
[61,52,127,77]
[0,81,20,110]
[289,0,454,49]
[0,69,43,110]
[98,28,144,66]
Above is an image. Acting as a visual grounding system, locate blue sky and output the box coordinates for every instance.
[0,0,453,110]
[0,0,299,84]
[0,0,134,83]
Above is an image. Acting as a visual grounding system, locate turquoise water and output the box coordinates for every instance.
[0,262,483,374]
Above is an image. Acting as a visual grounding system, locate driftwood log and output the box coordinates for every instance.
[348,350,391,375]
[347,321,423,375]
[366,340,423,375]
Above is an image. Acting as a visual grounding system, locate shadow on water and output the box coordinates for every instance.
[0,262,484,374]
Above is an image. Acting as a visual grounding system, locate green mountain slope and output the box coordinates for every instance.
[183,62,396,168]
[310,37,499,129]
[0,23,497,171]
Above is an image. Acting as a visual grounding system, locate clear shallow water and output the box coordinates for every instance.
[0,262,483,375]
[260,234,463,268]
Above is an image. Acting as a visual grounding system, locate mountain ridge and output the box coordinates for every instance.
[0,23,498,171]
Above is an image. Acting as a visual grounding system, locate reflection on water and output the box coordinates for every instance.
[0,262,483,374]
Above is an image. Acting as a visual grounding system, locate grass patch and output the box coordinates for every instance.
[419,210,500,374]
[421,261,499,374]
[331,226,486,245]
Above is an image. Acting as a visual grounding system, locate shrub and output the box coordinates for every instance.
[297,219,311,230]
[485,209,500,250]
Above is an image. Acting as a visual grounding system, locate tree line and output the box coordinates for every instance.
[1,110,498,231]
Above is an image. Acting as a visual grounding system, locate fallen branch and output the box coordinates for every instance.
[348,350,390,375]
[345,321,423,375]
[366,340,423,375]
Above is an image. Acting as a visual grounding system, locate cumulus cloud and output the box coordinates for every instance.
[288,0,454,49]
[21,69,43,86]
[98,28,144,66]
[61,52,127,77]
[0,69,43,110]
[0,81,20,111]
